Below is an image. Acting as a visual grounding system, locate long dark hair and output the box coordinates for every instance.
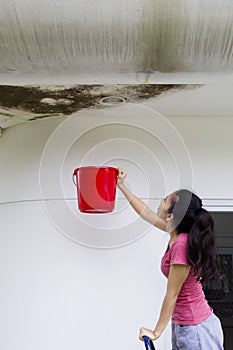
[168,189,218,283]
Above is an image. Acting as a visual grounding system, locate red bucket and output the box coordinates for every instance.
[73,166,118,213]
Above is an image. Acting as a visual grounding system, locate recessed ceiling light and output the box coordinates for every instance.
[99,96,126,106]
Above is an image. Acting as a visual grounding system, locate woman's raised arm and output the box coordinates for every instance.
[117,169,166,232]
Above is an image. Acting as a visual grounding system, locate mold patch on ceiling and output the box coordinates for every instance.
[0,84,202,129]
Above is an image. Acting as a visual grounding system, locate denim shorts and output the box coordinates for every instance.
[171,313,224,350]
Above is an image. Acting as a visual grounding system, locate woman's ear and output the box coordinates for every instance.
[166,213,175,233]
[166,213,174,222]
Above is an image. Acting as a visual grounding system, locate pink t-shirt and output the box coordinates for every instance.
[161,233,212,325]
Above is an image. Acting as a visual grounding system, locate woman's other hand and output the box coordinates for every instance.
[139,327,160,341]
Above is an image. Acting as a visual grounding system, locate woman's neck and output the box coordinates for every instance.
[168,230,179,247]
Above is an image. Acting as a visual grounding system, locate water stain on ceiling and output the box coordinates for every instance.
[0,1,232,73]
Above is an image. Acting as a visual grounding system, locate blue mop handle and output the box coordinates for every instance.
[143,336,156,350]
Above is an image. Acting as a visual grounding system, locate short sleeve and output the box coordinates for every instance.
[170,237,189,266]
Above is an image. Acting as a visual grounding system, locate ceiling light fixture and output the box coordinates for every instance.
[99,96,126,106]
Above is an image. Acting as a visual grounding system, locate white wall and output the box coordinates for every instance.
[1,104,233,350]
[169,116,233,199]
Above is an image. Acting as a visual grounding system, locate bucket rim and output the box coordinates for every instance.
[73,166,118,173]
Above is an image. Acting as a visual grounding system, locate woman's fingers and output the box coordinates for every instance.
[117,168,126,179]
[139,327,156,341]
[117,168,126,185]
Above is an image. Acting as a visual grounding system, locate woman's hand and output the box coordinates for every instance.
[139,327,161,341]
[117,168,127,186]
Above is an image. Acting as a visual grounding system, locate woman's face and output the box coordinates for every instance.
[157,192,177,220]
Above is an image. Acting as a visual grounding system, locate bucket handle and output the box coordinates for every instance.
[72,168,79,187]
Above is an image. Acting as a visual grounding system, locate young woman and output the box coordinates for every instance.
[117,169,224,350]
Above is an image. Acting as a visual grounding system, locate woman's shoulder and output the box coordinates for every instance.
[170,233,189,264]
[168,233,188,252]
[178,232,188,241]
[172,233,188,248]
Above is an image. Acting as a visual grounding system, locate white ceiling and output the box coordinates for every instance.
[1,0,233,73]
